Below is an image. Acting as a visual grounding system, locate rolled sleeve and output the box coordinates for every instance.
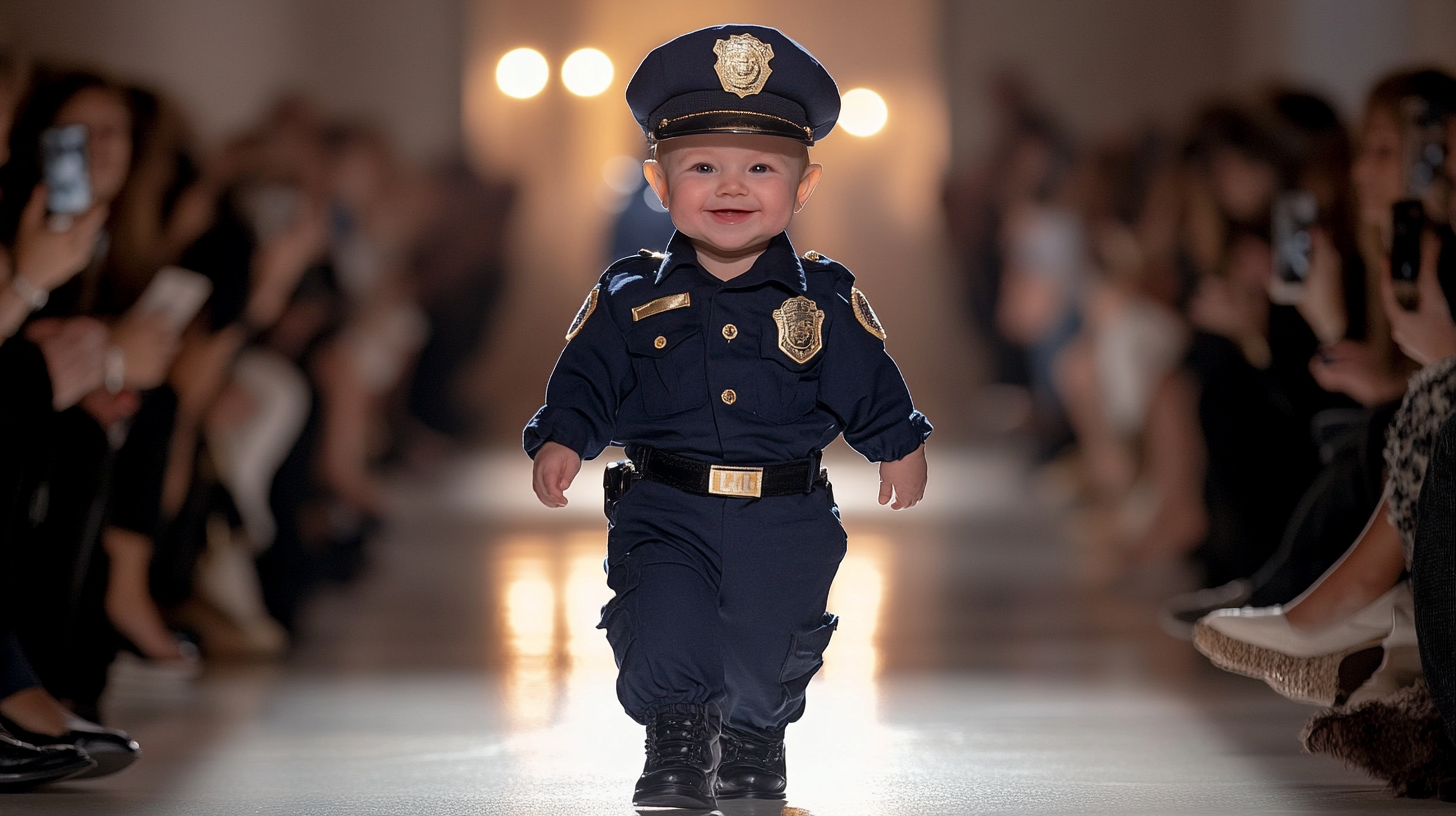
[818,292,932,463]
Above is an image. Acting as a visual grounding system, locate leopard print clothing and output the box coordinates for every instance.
[1386,355,1456,567]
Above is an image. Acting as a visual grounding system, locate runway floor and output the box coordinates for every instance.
[14,445,1446,815]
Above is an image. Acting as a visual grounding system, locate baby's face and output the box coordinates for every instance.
[647,134,819,257]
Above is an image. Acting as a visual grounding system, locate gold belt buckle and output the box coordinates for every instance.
[708,465,764,498]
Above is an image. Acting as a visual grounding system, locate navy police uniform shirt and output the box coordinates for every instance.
[524,230,931,465]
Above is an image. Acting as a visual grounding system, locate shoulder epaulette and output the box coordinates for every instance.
[600,251,661,284]
[801,250,854,287]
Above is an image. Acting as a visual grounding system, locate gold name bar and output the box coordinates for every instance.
[632,292,692,321]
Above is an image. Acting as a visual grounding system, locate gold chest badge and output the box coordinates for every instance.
[713,34,774,98]
[772,296,824,364]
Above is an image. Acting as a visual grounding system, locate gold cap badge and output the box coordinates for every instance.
[713,34,774,98]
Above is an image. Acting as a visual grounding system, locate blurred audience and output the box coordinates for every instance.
[4,30,1456,805]
[0,52,510,790]
[948,66,1456,801]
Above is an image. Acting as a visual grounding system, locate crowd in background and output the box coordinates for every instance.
[6,35,1456,804]
[0,53,512,786]
[945,68,1456,797]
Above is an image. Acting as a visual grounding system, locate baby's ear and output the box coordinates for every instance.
[644,160,670,209]
[796,163,824,211]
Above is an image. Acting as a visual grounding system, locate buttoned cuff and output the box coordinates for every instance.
[851,410,932,463]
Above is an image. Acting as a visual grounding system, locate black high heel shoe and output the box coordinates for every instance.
[0,732,94,791]
[0,714,139,780]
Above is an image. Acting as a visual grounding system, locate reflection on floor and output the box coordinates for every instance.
[18,446,1446,815]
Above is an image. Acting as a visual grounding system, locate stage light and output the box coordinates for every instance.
[839,88,888,137]
[563,48,614,97]
[497,48,549,99]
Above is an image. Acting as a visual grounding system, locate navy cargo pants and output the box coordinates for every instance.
[599,477,844,737]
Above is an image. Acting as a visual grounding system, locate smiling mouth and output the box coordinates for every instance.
[707,209,756,224]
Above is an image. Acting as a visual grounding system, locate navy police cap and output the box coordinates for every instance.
[626,24,840,145]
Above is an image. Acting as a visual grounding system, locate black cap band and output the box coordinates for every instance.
[655,110,815,144]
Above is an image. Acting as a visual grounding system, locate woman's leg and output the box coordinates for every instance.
[1128,371,1208,563]
[1284,496,1406,631]
[0,632,68,736]
[102,527,184,660]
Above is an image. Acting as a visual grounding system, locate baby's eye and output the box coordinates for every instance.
[750,164,771,173]
[695,164,714,173]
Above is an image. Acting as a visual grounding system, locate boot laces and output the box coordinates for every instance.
[722,731,782,767]
[646,711,708,765]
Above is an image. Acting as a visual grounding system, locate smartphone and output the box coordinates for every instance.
[41,124,91,221]
[1269,191,1318,305]
[241,185,299,243]
[1391,199,1425,311]
[1391,97,1450,311]
[131,266,213,332]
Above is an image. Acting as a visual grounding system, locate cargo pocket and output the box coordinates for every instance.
[753,331,821,423]
[596,555,641,668]
[778,612,839,693]
[627,315,708,417]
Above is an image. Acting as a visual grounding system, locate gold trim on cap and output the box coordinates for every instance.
[656,110,812,140]
[632,292,692,321]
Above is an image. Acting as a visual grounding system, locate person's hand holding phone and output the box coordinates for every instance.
[12,183,109,293]
[1381,230,1456,366]
[1309,339,1409,405]
[1293,228,1348,345]
[245,194,328,329]
[25,317,107,410]
[109,312,181,391]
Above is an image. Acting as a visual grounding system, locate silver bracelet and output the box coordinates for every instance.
[104,346,126,394]
[10,275,48,311]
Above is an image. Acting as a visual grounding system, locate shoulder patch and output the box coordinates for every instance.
[850,287,887,340]
[566,286,600,341]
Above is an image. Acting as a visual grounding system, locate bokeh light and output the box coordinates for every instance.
[496,48,549,99]
[839,88,888,137]
[601,155,642,195]
[562,48,614,97]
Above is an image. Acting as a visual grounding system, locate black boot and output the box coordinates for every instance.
[714,726,787,800]
[633,703,720,809]
[0,733,95,792]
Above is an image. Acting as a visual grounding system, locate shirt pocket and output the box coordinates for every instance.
[626,313,708,417]
[754,328,822,424]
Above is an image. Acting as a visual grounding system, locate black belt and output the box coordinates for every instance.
[626,445,826,498]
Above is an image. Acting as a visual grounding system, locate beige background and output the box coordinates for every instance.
[4,0,1456,441]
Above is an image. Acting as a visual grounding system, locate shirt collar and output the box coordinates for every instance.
[655,231,807,293]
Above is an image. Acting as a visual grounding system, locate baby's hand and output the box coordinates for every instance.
[533,441,582,508]
[878,445,927,510]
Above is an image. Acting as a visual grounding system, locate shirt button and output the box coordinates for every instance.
[722,324,738,341]
[654,335,667,349]
[721,389,737,405]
